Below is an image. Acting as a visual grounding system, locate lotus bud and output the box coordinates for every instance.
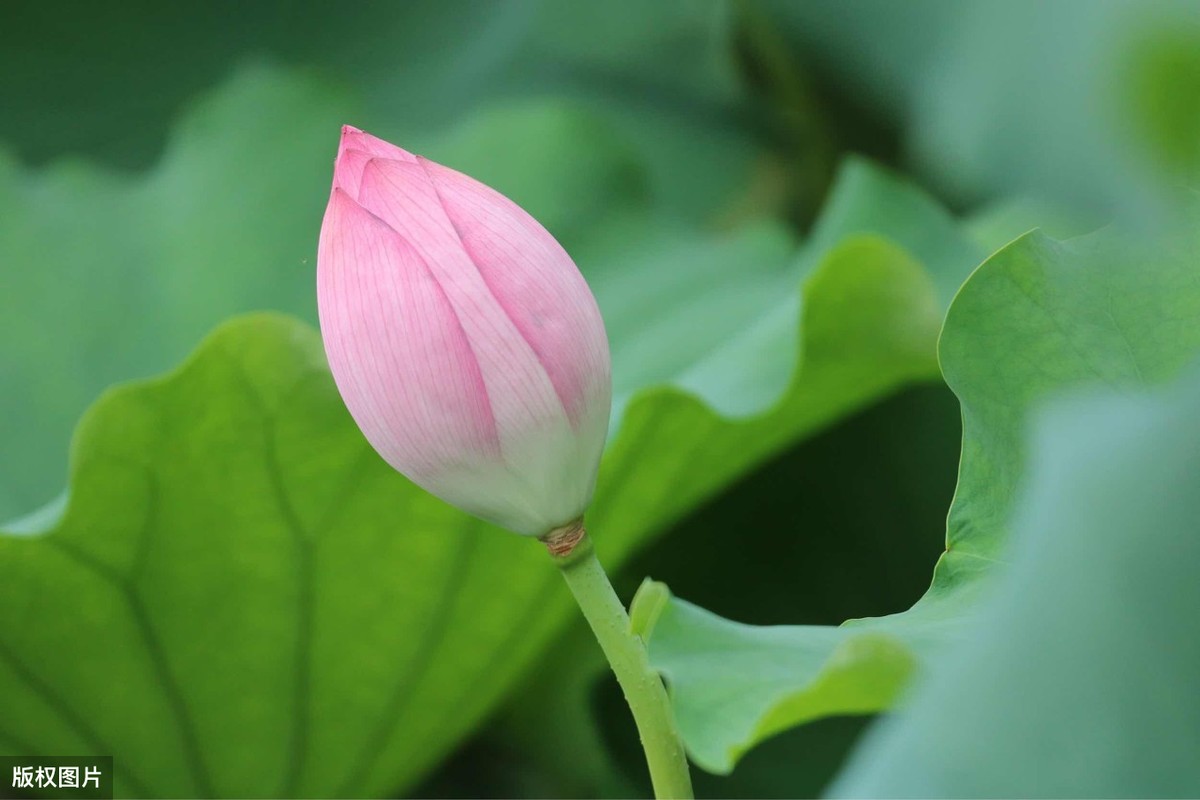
[316,126,612,537]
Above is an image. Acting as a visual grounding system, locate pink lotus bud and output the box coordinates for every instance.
[316,126,612,537]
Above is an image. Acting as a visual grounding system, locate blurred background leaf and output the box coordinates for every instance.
[636,219,1200,776]
[832,365,1200,798]
[0,66,354,520]
[762,0,1200,219]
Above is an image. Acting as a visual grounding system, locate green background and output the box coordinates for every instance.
[3,2,1199,797]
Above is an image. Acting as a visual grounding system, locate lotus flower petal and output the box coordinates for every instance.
[316,126,612,536]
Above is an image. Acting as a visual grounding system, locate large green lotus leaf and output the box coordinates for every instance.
[832,370,1200,797]
[637,222,1200,774]
[0,212,966,795]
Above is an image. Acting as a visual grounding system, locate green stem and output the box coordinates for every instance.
[549,528,693,799]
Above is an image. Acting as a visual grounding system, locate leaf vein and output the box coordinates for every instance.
[336,527,482,796]
[46,536,215,797]
[0,634,157,798]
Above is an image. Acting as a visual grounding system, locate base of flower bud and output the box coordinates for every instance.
[542,519,586,559]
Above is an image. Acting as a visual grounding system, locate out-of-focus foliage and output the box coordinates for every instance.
[1,68,349,520]
[0,0,754,216]
[766,0,1200,216]
[832,368,1200,797]
[638,219,1200,772]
